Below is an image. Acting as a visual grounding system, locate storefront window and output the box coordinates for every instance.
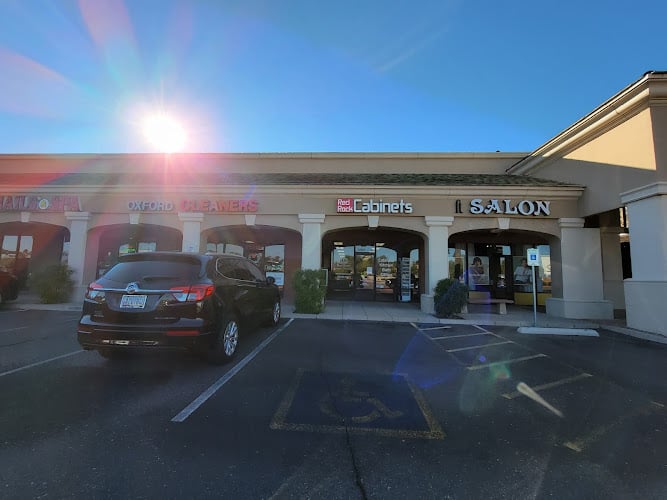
[467,255,490,289]
[206,242,224,253]
[537,245,551,292]
[448,244,466,283]
[61,240,70,264]
[1,235,19,269]
[224,244,244,256]
[513,245,551,293]
[118,243,135,256]
[138,241,157,253]
[264,245,285,287]
[331,246,354,290]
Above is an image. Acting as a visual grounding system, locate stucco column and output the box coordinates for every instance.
[600,226,625,311]
[421,216,454,314]
[546,218,613,319]
[65,211,90,299]
[179,212,204,252]
[621,182,667,335]
[298,214,325,270]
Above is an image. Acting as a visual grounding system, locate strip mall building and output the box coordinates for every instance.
[1,72,666,336]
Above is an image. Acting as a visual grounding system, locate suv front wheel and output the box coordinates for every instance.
[207,315,239,364]
[264,299,281,327]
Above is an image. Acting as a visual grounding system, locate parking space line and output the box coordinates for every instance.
[0,326,29,334]
[414,325,452,331]
[466,353,546,371]
[446,340,513,353]
[0,350,84,378]
[172,318,294,423]
[563,401,665,452]
[502,373,593,400]
[473,325,494,334]
[471,324,506,339]
[411,323,467,366]
[431,332,491,340]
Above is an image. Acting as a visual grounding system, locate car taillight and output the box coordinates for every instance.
[168,285,214,302]
[85,282,106,302]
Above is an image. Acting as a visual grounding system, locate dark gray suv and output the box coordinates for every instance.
[77,252,281,363]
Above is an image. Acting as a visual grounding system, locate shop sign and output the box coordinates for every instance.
[128,200,174,211]
[0,195,81,212]
[469,198,551,216]
[127,199,259,212]
[180,199,258,212]
[336,198,413,214]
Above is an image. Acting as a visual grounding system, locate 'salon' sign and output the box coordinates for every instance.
[469,198,551,216]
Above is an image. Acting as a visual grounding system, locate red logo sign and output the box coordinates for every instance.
[337,198,354,213]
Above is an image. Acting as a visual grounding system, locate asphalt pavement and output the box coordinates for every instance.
[1,308,665,499]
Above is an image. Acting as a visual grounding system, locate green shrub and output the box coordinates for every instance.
[293,269,327,314]
[29,264,75,304]
[433,278,469,318]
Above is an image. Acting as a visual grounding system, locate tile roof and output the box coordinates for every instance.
[0,172,580,187]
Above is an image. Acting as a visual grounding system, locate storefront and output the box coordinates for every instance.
[322,227,422,303]
[0,195,76,288]
[0,72,665,336]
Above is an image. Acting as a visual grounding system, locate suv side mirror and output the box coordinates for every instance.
[266,276,276,286]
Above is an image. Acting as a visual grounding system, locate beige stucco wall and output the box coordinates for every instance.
[564,108,656,171]
[0,152,524,176]
[523,109,658,217]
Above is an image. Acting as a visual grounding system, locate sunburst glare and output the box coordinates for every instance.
[142,113,187,153]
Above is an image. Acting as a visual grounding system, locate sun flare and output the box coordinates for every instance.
[142,113,187,153]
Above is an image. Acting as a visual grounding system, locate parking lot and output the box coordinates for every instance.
[1,308,666,499]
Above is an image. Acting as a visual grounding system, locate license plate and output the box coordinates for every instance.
[120,294,147,309]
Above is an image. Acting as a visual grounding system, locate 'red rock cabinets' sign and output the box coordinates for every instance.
[0,195,81,212]
[337,198,413,214]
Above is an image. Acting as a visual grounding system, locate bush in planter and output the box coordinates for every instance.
[29,264,75,304]
[433,278,468,318]
[293,269,327,314]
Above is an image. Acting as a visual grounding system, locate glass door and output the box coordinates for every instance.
[354,245,375,301]
[375,246,397,301]
[330,245,355,294]
[489,255,510,299]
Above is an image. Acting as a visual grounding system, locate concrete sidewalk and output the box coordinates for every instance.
[5,292,666,345]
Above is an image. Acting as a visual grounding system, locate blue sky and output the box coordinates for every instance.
[0,0,665,154]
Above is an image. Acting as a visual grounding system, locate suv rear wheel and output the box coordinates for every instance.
[208,315,239,364]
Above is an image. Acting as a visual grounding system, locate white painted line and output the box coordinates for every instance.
[0,350,84,378]
[518,327,599,337]
[418,325,452,331]
[473,325,494,334]
[446,340,513,353]
[472,324,505,338]
[466,353,547,371]
[516,382,564,418]
[502,373,593,399]
[172,318,294,423]
[0,326,29,333]
[431,332,492,340]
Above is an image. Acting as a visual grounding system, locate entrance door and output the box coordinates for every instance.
[354,246,375,301]
[489,255,510,299]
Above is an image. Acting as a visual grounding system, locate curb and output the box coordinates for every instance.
[518,326,599,337]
